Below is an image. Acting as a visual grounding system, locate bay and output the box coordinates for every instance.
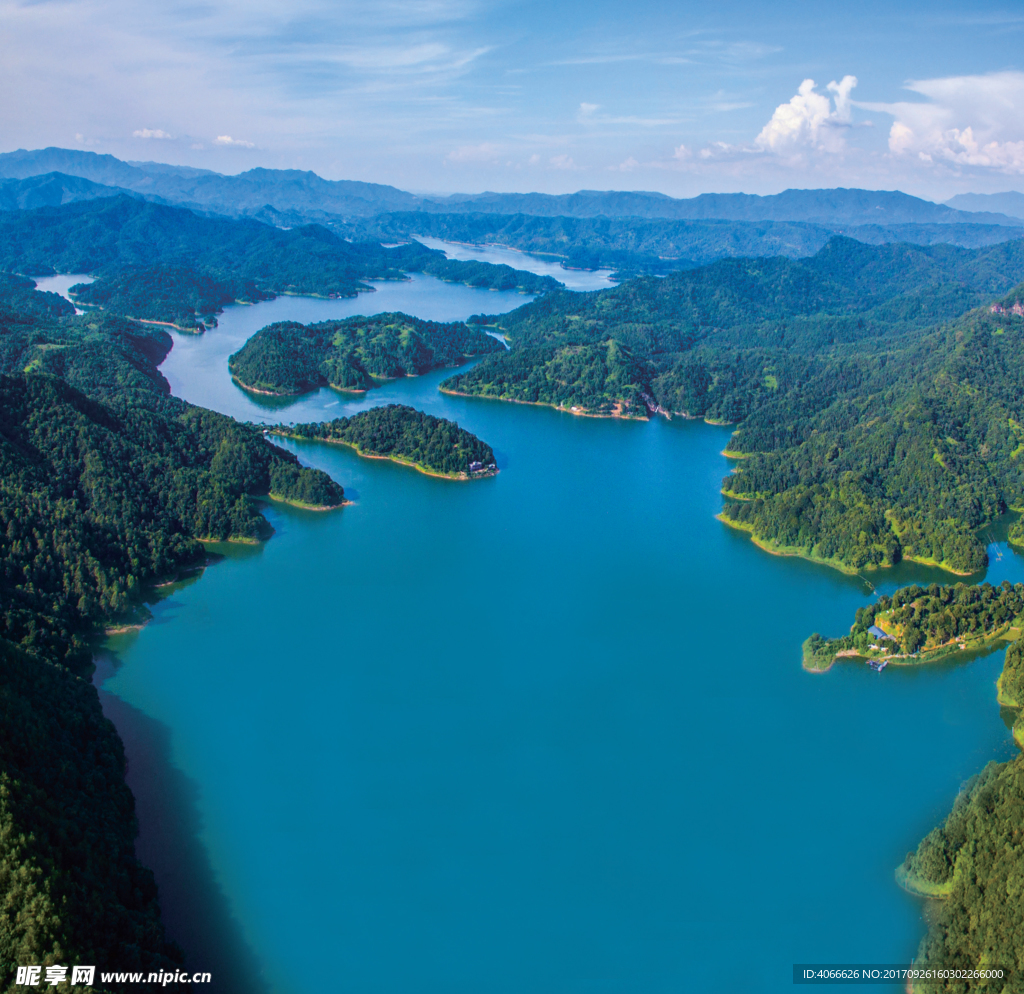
[94,275,1018,994]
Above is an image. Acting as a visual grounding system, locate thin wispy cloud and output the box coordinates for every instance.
[3,0,1024,196]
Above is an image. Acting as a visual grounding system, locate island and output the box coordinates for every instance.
[801,580,1024,672]
[275,404,497,479]
[228,312,505,396]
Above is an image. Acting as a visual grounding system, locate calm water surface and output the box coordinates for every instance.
[95,276,1018,994]
[413,236,617,291]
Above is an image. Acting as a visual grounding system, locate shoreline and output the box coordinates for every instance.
[716,513,865,576]
[438,386,650,421]
[270,429,497,481]
[716,511,974,579]
[266,492,351,510]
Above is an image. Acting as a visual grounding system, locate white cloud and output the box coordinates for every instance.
[611,156,640,172]
[446,142,499,162]
[549,154,576,170]
[861,71,1024,174]
[214,135,255,147]
[754,75,857,154]
[133,128,173,139]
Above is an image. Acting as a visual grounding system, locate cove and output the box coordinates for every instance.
[95,274,1018,993]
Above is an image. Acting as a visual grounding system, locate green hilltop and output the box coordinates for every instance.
[229,312,504,396]
[441,236,1024,575]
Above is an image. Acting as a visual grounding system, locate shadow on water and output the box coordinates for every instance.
[92,551,271,994]
[93,650,270,994]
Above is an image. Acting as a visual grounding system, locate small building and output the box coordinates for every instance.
[868,625,894,640]
[469,461,483,473]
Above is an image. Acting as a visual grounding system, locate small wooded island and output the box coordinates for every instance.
[275,404,498,479]
[229,312,504,396]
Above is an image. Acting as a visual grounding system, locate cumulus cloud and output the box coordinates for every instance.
[755,75,857,154]
[133,128,173,139]
[549,154,576,170]
[862,71,1024,173]
[214,135,255,147]
[611,156,640,172]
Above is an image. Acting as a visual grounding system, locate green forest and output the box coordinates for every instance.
[442,339,653,417]
[70,266,270,330]
[354,210,1024,276]
[899,755,1024,990]
[0,272,345,984]
[439,237,1024,574]
[0,197,561,327]
[803,581,1024,667]
[229,311,504,395]
[412,255,562,294]
[282,404,496,478]
[805,580,1024,988]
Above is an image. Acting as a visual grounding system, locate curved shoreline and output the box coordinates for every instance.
[267,492,351,510]
[270,429,497,481]
[716,511,974,579]
[438,386,649,421]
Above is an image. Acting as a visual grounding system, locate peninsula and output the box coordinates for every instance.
[432,237,1024,576]
[801,580,1024,672]
[228,312,504,396]
[276,404,497,479]
[0,275,346,968]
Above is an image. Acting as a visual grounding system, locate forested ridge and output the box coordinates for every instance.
[0,273,345,986]
[0,196,561,329]
[805,580,1024,989]
[229,312,504,395]
[354,211,1024,276]
[283,404,496,478]
[439,237,1024,574]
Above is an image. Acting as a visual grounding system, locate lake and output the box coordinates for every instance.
[85,272,1018,993]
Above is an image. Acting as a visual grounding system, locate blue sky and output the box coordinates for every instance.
[3,0,1024,198]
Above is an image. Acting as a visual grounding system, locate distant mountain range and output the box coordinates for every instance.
[944,191,1024,220]
[1,147,1022,227]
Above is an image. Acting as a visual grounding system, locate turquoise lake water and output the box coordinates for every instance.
[85,272,1021,993]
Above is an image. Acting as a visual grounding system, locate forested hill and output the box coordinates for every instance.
[804,579,1024,986]
[442,237,1024,574]
[282,404,497,478]
[0,257,349,979]
[0,196,561,328]
[358,211,1024,275]
[229,312,504,396]
[0,279,345,670]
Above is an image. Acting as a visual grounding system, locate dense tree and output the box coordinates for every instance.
[285,404,496,477]
[229,312,504,395]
